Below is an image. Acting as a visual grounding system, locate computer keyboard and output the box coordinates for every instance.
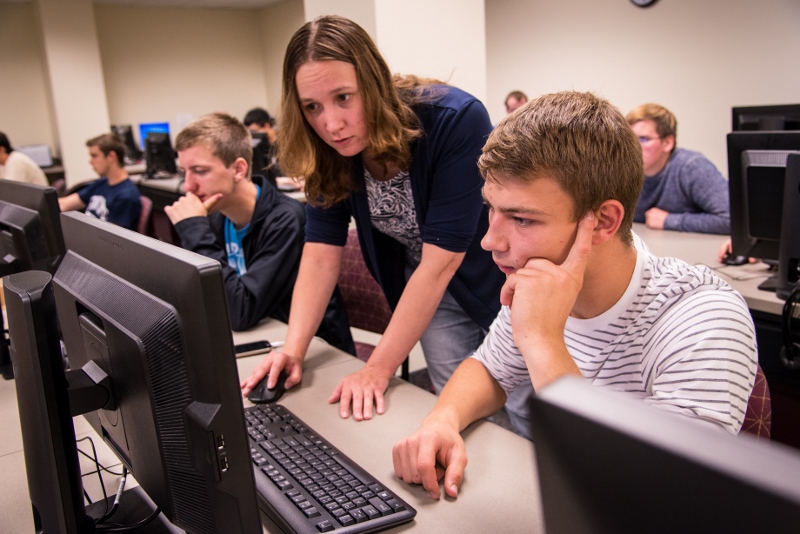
[245,404,417,533]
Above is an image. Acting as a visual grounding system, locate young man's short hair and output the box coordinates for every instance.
[626,103,678,144]
[0,131,13,153]
[175,112,253,177]
[86,133,126,167]
[243,108,275,128]
[479,91,644,245]
[504,90,528,107]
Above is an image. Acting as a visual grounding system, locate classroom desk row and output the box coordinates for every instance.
[0,318,542,533]
[0,224,789,533]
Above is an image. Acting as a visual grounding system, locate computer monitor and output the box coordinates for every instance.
[5,212,262,533]
[138,122,171,150]
[732,104,800,132]
[250,132,277,189]
[727,131,800,294]
[144,132,178,179]
[0,180,65,278]
[111,124,143,165]
[530,377,800,534]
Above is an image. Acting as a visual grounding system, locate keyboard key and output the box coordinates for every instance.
[316,520,335,532]
[303,507,321,518]
[350,509,367,523]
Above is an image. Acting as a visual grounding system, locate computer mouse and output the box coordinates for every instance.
[247,370,288,404]
[722,252,749,266]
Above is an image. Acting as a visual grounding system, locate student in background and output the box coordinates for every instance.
[504,90,528,115]
[164,112,354,352]
[243,107,280,188]
[393,92,757,500]
[626,103,730,234]
[58,133,141,231]
[0,131,48,186]
[241,15,508,424]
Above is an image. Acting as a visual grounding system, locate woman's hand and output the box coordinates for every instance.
[328,366,393,421]
[240,350,303,396]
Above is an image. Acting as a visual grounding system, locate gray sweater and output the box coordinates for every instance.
[634,148,730,234]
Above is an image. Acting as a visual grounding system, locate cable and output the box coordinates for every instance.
[781,283,800,371]
[95,467,128,525]
[76,436,110,517]
[94,507,162,532]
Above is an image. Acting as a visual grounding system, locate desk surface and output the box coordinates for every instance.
[633,223,784,316]
[0,320,542,533]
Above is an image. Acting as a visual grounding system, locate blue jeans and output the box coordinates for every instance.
[418,289,486,394]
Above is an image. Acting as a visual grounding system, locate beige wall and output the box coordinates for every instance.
[375,0,486,103]
[0,4,56,150]
[95,4,271,147]
[260,0,305,117]
[485,0,800,174]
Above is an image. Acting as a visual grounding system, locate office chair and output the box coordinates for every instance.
[741,363,772,439]
[50,178,66,197]
[137,195,153,236]
[338,228,410,381]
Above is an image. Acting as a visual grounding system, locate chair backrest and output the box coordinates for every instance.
[137,195,153,236]
[338,228,392,334]
[741,363,772,439]
[50,178,66,197]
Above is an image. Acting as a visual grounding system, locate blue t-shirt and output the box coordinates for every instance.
[78,177,142,231]
[224,185,261,275]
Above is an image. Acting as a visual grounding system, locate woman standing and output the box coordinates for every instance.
[242,15,504,421]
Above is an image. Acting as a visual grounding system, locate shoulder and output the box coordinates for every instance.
[639,246,748,314]
[252,178,305,227]
[415,85,490,128]
[668,148,718,171]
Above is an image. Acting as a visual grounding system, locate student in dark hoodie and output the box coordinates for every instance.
[165,112,353,353]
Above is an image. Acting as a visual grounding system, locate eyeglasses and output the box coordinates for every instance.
[638,136,662,144]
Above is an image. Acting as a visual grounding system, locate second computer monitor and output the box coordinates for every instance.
[732,103,800,132]
[51,212,262,532]
[727,131,800,293]
[0,180,65,277]
[531,377,800,534]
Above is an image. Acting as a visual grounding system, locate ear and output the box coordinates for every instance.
[662,134,676,153]
[591,199,624,246]
[232,157,249,182]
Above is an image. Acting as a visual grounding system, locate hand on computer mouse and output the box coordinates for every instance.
[247,370,289,404]
[722,252,749,266]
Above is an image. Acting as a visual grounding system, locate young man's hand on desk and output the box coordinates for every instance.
[392,358,506,500]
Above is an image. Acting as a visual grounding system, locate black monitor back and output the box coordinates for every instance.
[727,131,800,263]
[145,132,177,179]
[531,377,800,534]
[51,212,261,533]
[111,124,143,165]
[0,180,65,276]
[732,104,800,132]
[4,270,93,534]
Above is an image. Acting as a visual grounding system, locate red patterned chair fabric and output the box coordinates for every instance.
[741,364,772,439]
[338,229,409,380]
[137,195,153,236]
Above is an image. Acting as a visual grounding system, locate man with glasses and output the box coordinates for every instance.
[626,103,729,234]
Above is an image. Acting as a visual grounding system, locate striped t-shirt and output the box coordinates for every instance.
[471,234,758,435]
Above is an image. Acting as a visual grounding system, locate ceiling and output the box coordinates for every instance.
[0,0,284,8]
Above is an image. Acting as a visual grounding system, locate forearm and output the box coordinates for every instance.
[665,212,730,234]
[283,242,343,361]
[365,247,465,377]
[517,335,582,391]
[423,358,507,432]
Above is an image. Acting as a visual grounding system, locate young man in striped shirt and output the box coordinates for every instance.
[392,91,758,501]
